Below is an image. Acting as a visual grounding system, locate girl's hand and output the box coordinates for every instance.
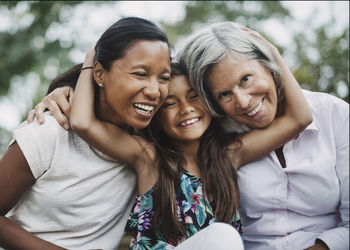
[27,86,74,130]
[82,48,96,68]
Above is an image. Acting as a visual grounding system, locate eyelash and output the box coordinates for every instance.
[218,91,232,100]
[240,74,251,85]
[133,72,147,77]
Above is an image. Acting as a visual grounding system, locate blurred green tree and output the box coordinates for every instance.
[161,1,349,102]
[0,1,348,154]
[0,1,82,96]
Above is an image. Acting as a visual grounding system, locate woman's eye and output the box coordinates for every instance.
[160,75,170,83]
[133,72,147,77]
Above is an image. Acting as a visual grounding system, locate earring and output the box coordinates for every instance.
[98,83,103,88]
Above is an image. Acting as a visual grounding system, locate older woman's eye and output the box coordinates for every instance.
[240,75,251,85]
[218,91,233,101]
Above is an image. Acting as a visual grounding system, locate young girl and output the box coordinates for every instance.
[70,35,311,248]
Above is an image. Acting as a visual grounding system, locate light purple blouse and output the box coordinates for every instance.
[237,90,349,250]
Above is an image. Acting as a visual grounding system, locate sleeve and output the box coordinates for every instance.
[317,98,349,250]
[11,114,59,179]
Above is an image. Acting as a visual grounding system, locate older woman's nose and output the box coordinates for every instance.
[234,90,251,109]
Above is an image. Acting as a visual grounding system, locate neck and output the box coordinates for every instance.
[95,89,127,128]
[176,139,201,177]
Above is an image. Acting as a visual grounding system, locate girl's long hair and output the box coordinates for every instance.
[143,63,240,243]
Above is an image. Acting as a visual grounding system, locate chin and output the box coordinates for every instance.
[129,119,151,129]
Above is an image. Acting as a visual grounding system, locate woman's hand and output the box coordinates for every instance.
[26,86,74,130]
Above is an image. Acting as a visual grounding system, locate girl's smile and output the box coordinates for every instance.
[157,74,212,144]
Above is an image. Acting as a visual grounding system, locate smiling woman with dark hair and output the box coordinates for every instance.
[0,17,171,250]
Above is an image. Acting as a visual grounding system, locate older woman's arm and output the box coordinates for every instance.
[311,103,349,250]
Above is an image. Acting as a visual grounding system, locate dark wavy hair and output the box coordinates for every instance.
[142,62,240,243]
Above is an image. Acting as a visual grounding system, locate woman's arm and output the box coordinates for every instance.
[230,31,313,168]
[0,143,66,250]
[69,49,152,170]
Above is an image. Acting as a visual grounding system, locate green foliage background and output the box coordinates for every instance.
[0,1,349,155]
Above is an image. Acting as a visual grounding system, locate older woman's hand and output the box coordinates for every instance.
[26,86,74,130]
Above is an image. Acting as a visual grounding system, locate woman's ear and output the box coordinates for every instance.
[93,61,105,87]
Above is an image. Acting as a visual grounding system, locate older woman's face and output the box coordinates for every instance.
[207,54,277,128]
[100,40,171,129]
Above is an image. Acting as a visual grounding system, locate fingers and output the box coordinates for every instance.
[33,102,47,124]
[68,87,74,106]
[26,109,36,124]
[57,92,71,118]
[42,97,70,130]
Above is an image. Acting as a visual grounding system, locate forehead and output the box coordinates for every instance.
[113,40,170,68]
[207,54,261,88]
[168,74,191,95]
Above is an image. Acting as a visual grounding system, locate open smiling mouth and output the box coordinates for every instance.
[178,117,201,128]
[133,103,155,116]
[246,98,264,117]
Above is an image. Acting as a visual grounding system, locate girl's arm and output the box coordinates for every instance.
[230,32,313,169]
[0,143,66,250]
[69,49,152,171]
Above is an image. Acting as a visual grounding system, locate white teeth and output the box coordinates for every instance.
[180,118,199,126]
[247,101,263,117]
[134,103,154,113]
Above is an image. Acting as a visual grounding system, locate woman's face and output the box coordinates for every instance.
[207,54,278,128]
[99,40,171,129]
[157,75,212,144]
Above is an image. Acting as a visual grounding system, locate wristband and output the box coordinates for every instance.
[81,66,93,71]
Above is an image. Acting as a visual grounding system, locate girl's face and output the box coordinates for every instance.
[207,54,278,128]
[157,75,212,144]
[97,40,171,129]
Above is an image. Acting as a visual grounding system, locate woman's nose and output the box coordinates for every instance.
[143,81,161,100]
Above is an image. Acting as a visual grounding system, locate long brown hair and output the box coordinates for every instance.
[143,62,240,243]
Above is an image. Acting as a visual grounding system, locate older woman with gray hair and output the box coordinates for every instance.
[177,21,349,250]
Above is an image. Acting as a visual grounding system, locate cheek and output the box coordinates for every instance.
[159,85,169,103]
[220,101,236,116]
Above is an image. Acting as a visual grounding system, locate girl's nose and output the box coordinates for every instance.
[180,102,195,116]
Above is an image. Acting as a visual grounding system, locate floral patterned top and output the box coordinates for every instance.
[125,171,243,249]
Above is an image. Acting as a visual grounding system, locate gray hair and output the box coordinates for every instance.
[177,21,284,117]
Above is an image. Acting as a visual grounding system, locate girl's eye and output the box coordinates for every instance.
[218,91,233,102]
[190,94,198,100]
[163,101,176,108]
